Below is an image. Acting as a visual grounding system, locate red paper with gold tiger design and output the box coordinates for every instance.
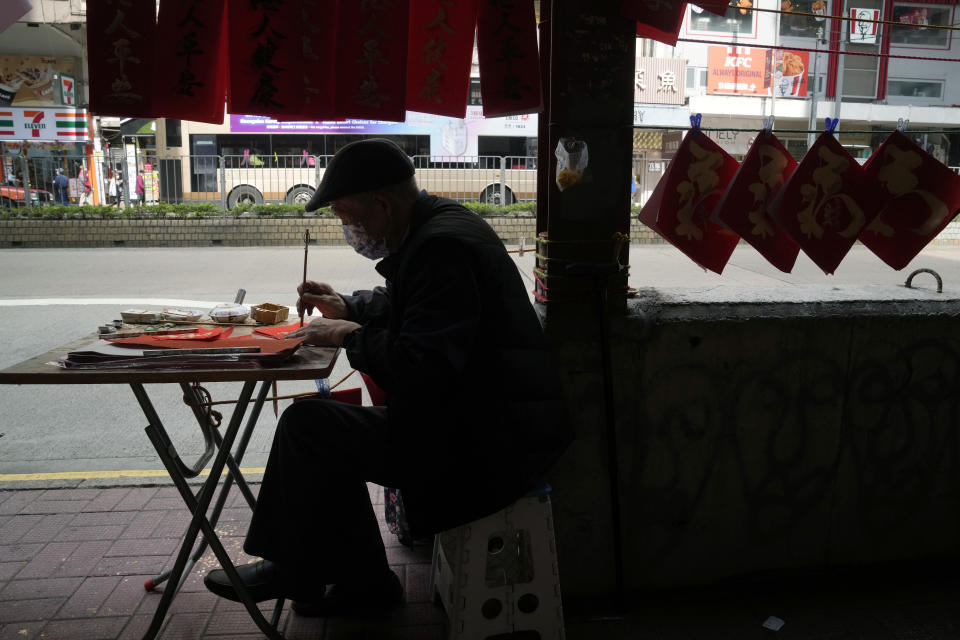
[859,130,960,271]
[768,133,878,275]
[713,131,800,273]
[638,129,740,274]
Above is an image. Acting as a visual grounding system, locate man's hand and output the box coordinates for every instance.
[286,317,360,347]
[297,281,350,320]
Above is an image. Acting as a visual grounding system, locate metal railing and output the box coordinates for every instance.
[3,151,539,210]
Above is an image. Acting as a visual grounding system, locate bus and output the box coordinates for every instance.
[147,107,539,209]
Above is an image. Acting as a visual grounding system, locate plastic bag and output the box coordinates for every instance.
[555,137,589,191]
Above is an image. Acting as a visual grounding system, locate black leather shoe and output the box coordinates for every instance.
[204,559,284,603]
[291,569,403,617]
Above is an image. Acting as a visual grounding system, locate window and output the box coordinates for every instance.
[687,5,754,35]
[165,120,182,148]
[779,1,830,38]
[887,79,943,98]
[469,78,482,105]
[891,4,953,48]
[686,67,696,90]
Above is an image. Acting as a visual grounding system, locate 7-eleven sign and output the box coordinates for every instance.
[59,74,76,106]
[22,110,46,138]
[0,107,89,141]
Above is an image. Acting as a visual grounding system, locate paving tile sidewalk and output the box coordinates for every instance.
[4,483,960,640]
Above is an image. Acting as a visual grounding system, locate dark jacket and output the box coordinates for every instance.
[342,194,572,536]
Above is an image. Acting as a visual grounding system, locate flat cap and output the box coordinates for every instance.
[305,138,415,212]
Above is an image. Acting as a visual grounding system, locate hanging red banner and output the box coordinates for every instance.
[153,0,228,124]
[638,128,741,274]
[622,0,687,46]
[292,0,339,122]
[860,130,960,271]
[228,1,304,119]
[477,0,541,117]
[335,1,410,122]
[407,0,479,118]
[769,132,879,275]
[713,131,800,273]
[86,0,157,118]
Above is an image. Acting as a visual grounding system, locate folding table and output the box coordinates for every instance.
[0,330,339,640]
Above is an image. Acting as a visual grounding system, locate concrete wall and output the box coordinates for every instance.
[3,216,960,248]
[548,286,960,597]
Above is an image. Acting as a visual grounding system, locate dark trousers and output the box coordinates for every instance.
[244,398,395,593]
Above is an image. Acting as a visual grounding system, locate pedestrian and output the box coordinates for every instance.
[203,138,572,616]
[77,165,91,205]
[107,173,118,207]
[135,170,145,205]
[53,168,69,205]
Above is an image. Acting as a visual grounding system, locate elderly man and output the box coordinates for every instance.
[204,138,571,616]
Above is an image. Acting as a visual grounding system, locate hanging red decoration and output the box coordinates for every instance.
[286,0,339,121]
[621,0,688,46]
[228,1,304,119]
[713,130,800,273]
[638,124,741,274]
[407,0,479,118]
[477,0,541,117]
[769,128,879,275]
[859,130,960,270]
[335,1,411,122]
[153,0,229,125]
[87,0,157,118]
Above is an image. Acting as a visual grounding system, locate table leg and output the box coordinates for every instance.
[132,381,285,640]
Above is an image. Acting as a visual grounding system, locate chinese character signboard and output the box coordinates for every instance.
[0,107,89,142]
[707,46,809,98]
[634,58,685,105]
[406,0,479,119]
[849,8,880,44]
[0,56,77,107]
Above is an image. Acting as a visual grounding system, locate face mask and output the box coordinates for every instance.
[343,223,389,260]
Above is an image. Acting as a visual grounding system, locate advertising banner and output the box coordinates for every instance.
[707,46,809,98]
[634,58,686,105]
[0,107,89,142]
[0,55,77,107]
[229,106,538,159]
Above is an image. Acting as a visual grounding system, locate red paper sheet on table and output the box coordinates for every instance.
[406,0,479,118]
[638,129,740,274]
[477,0,541,117]
[622,0,687,46]
[713,131,800,273]
[86,0,156,118]
[859,130,960,271]
[335,1,411,122]
[769,133,880,275]
[253,322,302,339]
[107,336,304,354]
[153,0,228,124]
[227,1,304,119]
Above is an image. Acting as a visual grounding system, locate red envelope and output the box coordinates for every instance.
[769,133,878,275]
[713,131,800,273]
[638,129,740,274]
[621,0,687,46]
[859,130,960,271]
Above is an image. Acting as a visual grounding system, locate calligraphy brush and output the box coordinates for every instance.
[300,228,310,328]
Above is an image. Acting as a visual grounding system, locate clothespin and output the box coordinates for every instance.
[897,117,910,132]
[690,113,703,130]
[824,117,839,134]
[762,115,775,136]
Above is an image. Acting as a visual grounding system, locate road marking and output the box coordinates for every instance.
[0,298,225,307]
[0,468,267,482]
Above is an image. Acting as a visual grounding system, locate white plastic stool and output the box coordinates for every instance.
[431,486,565,640]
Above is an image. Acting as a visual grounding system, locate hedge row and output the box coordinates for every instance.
[0,201,539,220]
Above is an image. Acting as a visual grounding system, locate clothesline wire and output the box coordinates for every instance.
[737,4,960,32]
[633,126,953,134]
[676,37,960,62]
